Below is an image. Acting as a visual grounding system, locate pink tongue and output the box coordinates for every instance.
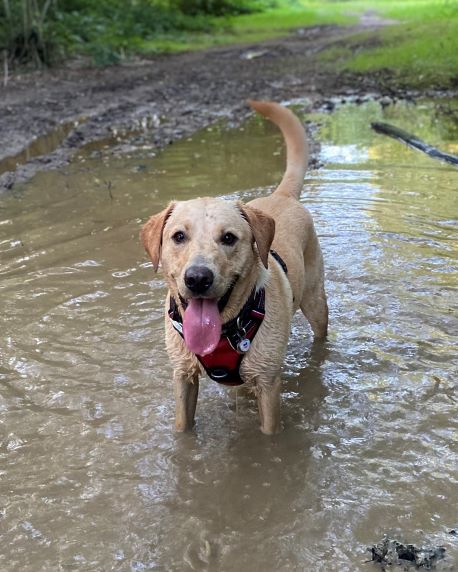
[183,298,222,356]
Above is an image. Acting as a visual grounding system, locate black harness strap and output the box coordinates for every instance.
[270,249,288,274]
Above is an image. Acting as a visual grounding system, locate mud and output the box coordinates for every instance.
[1,19,456,189]
[371,536,447,570]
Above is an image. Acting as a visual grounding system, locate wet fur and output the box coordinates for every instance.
[141,100,328,434]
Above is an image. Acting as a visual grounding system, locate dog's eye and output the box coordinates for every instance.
[172,231,186,244]
[221,232,238,246]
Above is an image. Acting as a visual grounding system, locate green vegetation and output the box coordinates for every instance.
[0,0,357,66]
[320,1,458,88]
[139,3,356,54]
[0,0,221,66]
[227,3,354,40]
[0,0,456,89]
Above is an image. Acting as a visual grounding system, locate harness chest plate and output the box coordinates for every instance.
[168,288,265,386]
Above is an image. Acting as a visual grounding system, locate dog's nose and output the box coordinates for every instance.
[184,266,214,294]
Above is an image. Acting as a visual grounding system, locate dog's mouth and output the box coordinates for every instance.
[179,279,238,356]
[182,298,221,356]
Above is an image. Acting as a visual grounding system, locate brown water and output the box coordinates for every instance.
[1,100,457,571]
[0,120,84,176]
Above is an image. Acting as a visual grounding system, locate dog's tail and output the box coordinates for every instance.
[248,99,308,200]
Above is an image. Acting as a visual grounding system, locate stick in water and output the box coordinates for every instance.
[371,121,458,167]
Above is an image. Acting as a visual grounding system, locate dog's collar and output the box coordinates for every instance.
[168,287,266,386]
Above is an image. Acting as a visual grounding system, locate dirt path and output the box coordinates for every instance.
[0,19,435,190]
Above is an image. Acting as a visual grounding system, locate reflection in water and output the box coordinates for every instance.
[0,100,457,571]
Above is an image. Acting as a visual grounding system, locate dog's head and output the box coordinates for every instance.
[141,197,275,355]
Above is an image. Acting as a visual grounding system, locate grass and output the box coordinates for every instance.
[227,2,355,38]
[319,0,458,89]
[139,2,358,54]
[2,0,456,90]
[140,0,458,90]
[1,0,358,65]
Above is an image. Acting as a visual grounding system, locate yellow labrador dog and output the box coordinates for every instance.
[141,100,328,434]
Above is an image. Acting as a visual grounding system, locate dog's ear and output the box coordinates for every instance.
[141,202,175,271]
[238,204,275,268]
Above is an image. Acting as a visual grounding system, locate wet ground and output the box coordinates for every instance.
[1,98,457,571]
[2,17,456,191]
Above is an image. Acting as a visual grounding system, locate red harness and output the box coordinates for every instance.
[168,288,265,386]
[168,251,287,387]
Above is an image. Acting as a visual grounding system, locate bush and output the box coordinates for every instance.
[0,0,223,67]
[171,0,256,17]
[0,0,58,66]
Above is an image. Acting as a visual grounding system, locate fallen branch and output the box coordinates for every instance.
[371,121,458,167]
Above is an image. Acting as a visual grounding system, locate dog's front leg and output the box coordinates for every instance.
[174,373,199,431]
[256,377,282,435]
[166,317,200,431]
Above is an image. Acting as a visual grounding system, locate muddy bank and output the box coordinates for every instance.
[370,536,448,570]
[0,21,456,189]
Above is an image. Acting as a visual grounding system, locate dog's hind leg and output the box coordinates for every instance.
[300,229,328,340]
[300,288,328,340]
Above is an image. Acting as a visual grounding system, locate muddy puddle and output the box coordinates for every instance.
[0,119,85,177]
[1,100,457,571]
